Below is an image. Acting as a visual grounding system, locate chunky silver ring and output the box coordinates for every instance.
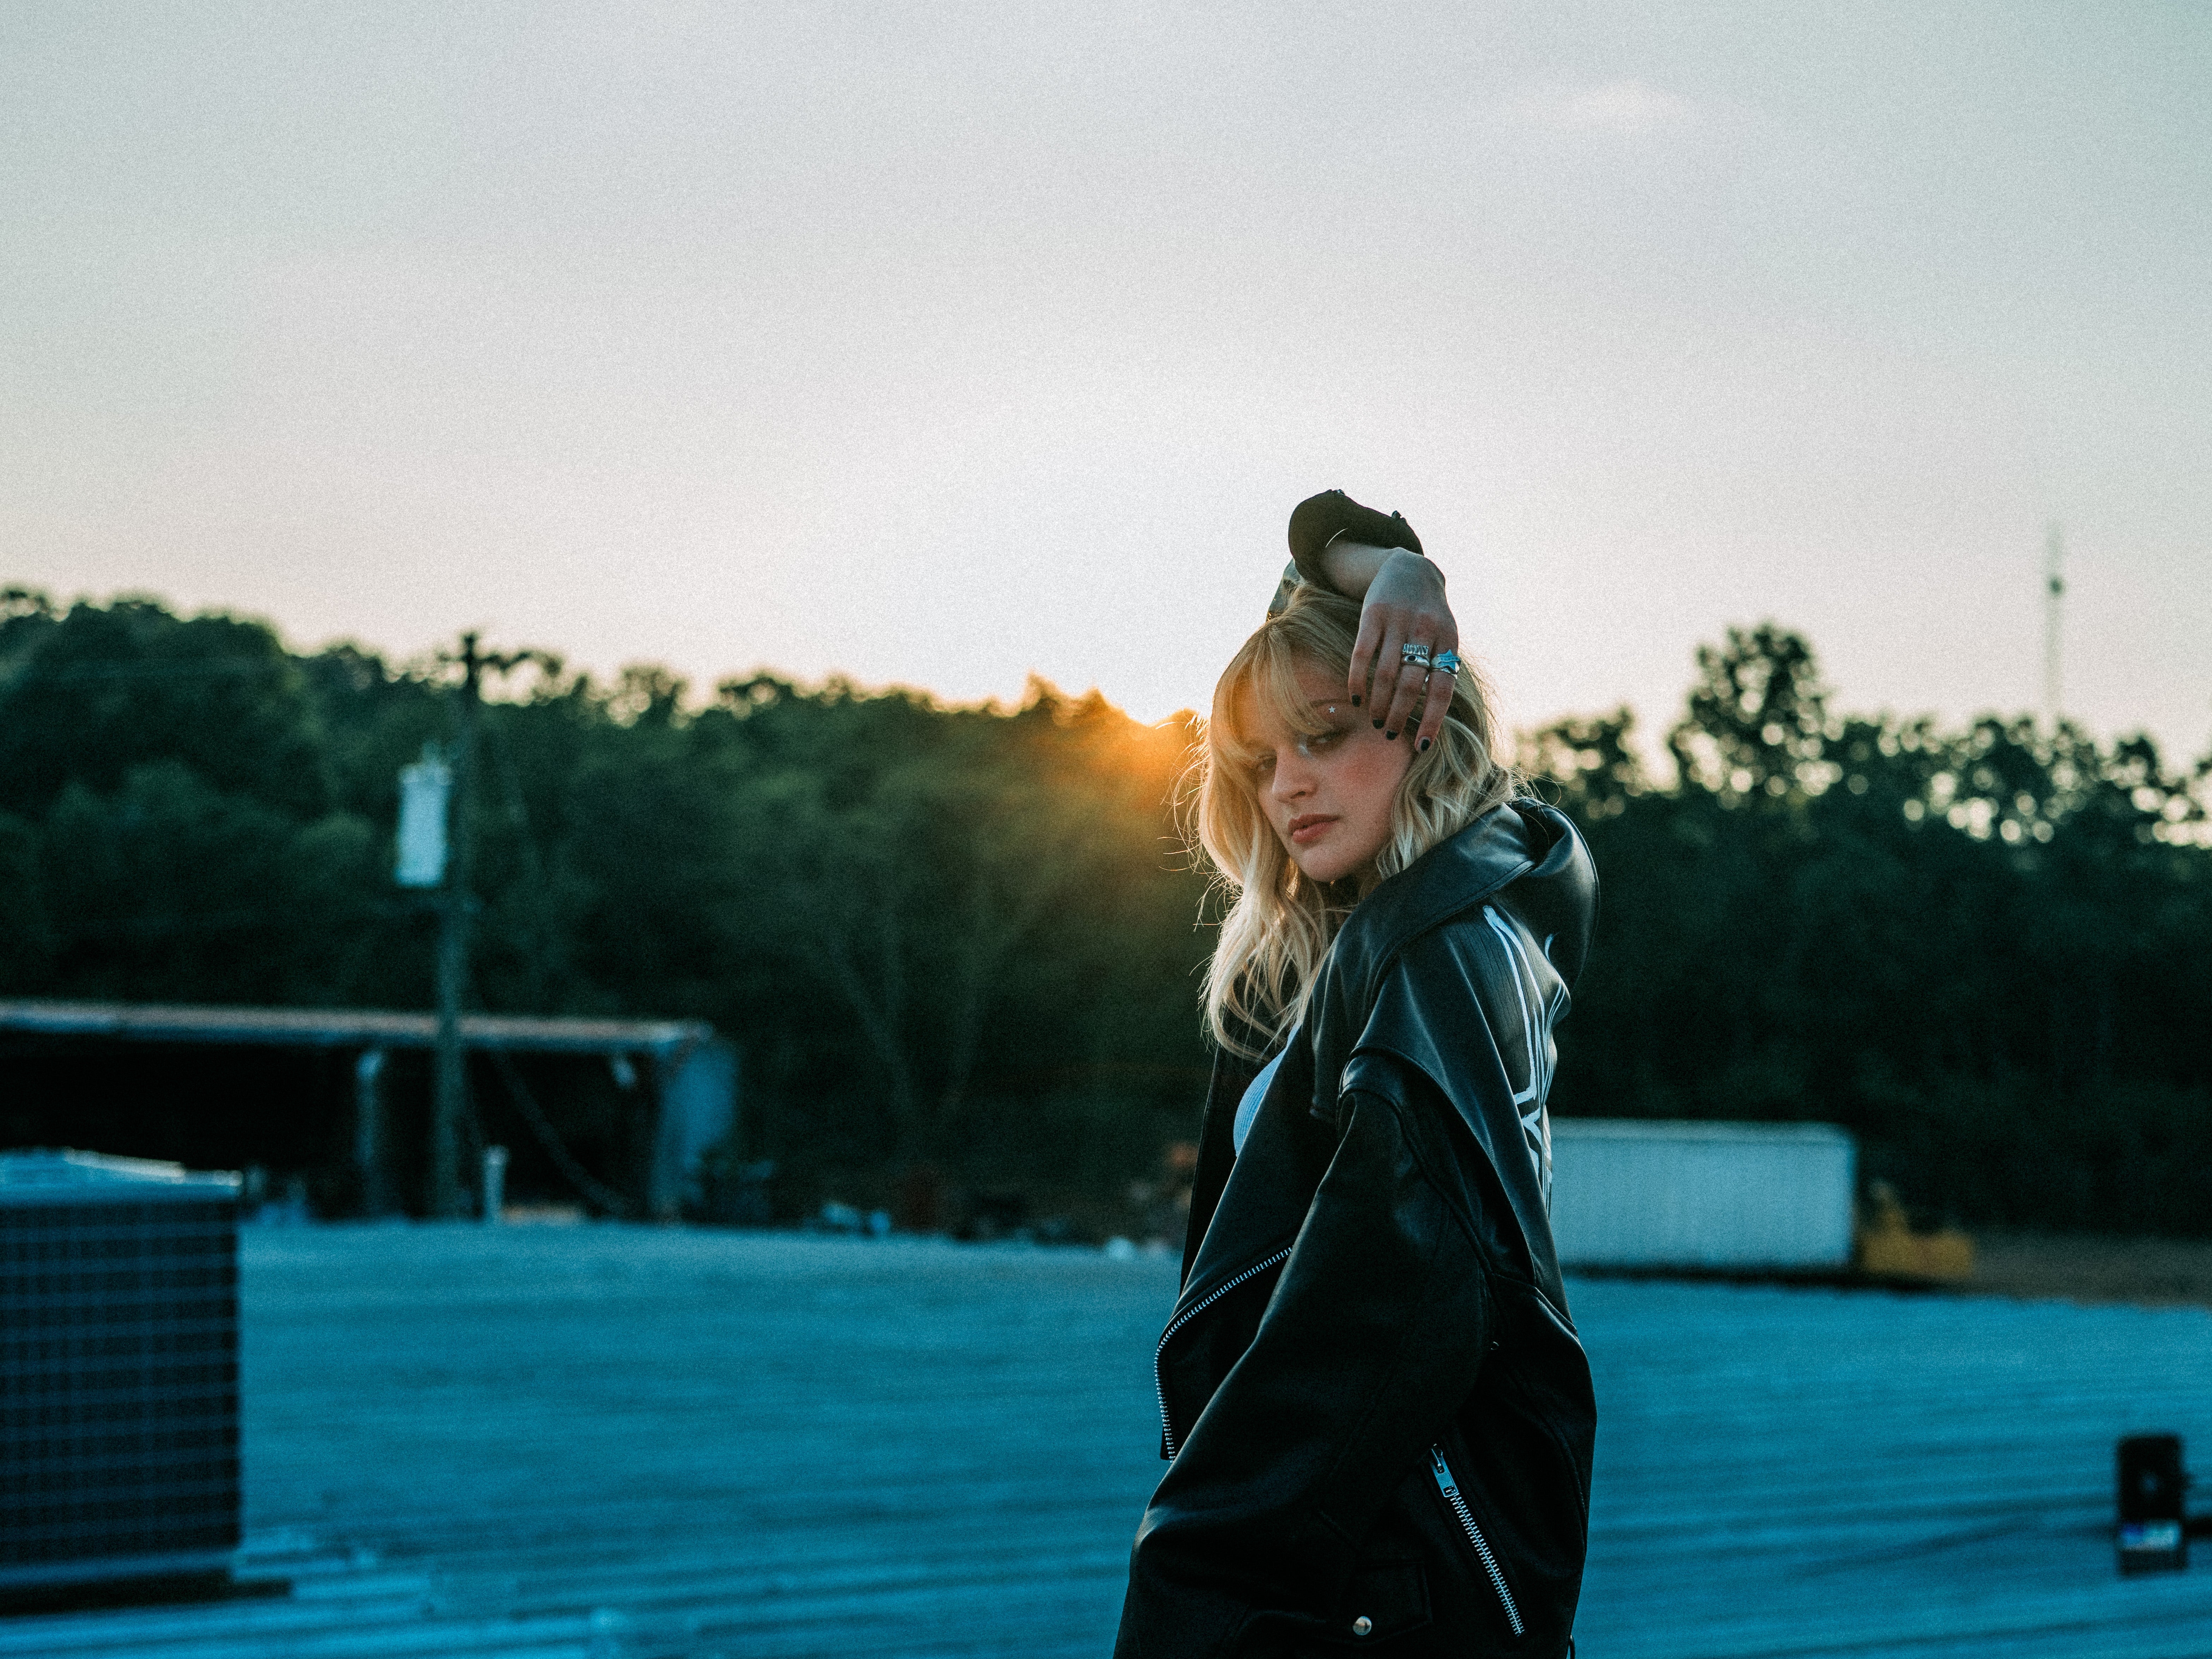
[1431,650,1461,675]
[1400,642,1431,669]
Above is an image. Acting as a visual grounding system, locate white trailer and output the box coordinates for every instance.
[1547,1119,1857,1270]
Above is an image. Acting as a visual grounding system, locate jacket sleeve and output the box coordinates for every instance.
[1117,1060,1495,1658]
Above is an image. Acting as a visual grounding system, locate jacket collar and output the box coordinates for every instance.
[1173,804,1569,1317]
[1307,802,1547,1045]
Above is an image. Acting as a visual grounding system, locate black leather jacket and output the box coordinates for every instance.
[1116,802,1598,1659]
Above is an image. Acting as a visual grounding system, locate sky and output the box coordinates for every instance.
[5,2,2208,763]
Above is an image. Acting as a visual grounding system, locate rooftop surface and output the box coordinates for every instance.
[10,1226,2212,1658]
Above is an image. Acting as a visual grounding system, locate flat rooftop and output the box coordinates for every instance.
[9,1227,2212,1657]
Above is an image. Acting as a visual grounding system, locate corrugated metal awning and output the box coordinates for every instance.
[0,999,709,1057]
[0,1148,243,1205]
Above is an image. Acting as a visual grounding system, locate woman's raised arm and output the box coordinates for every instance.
[1286,491,1462,753]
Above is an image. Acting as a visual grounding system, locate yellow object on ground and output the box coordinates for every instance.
[1857,1183,1976,1282]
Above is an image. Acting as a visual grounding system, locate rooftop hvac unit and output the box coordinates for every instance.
[1,1150,244,1596]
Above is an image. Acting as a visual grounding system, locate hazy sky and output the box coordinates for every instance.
[6,3,2208,761]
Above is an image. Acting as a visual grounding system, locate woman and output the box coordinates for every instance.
[1116,492,1597,1658]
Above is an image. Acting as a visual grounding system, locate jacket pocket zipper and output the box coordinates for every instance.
[1154,1245,1295,1458]
[1429,1446,1524,1637]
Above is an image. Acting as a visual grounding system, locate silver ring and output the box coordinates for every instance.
[1431,650,1461,675]
[1400,642,1431,669]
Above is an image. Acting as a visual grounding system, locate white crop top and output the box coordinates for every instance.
[1231,1049,1286,1157]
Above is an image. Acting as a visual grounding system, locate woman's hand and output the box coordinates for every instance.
[1317,543,1462,752]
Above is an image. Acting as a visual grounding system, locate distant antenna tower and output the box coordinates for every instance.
[2043,522,2064,730]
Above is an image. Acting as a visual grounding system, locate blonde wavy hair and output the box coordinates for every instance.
[1190,584,1518,1058]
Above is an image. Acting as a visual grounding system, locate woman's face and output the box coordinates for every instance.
[1236,654,1412,888]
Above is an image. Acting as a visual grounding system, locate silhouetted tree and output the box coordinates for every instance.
[5,587,2208,1234]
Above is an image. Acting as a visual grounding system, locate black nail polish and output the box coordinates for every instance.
[1372,718,1383,729]
[1385,729,1398,741]
[1419,739,1431,752]
[1350,695,1361,707]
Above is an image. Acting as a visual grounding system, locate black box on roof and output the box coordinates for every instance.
[0,1150,243,1596]
[2116,1434,2189,1575]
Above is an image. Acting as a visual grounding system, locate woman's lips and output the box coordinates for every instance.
[1287,814,1336,845]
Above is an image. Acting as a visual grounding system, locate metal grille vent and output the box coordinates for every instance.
[1,1151,243,1592]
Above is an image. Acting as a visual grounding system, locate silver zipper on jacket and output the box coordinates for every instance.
[1153,1245,1295,1459]
[1429,1446,1524,1636]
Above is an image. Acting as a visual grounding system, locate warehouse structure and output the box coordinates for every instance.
[1548,1118,1859,1271]
[0,999,736,1220]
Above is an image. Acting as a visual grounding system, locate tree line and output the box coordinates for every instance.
[2,587,2207,1236]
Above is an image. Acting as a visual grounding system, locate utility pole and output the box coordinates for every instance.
[428,632,483,1219]
[2043,523,2065,731]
